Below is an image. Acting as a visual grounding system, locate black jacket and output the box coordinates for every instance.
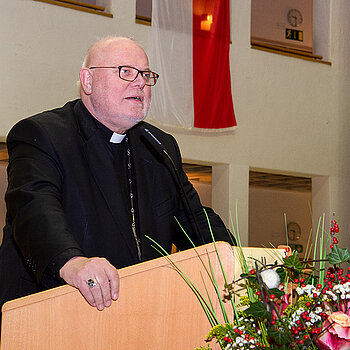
[0,99,231,315]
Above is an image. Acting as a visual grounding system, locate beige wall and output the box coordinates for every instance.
[1,0,349,249]
[249,187,312,255]
[172,1,350,248]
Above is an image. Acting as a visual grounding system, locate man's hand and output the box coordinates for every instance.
[59,256,119,310]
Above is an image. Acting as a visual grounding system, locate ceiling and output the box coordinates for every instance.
[183,163,312,192]
[183,163,213,183]
[249,171,311,192]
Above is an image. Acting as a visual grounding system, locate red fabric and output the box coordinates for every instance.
[192,0,236,129]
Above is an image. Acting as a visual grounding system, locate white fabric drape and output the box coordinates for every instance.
[148,0,194,129]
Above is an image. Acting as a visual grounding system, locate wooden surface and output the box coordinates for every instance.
[1,242,234,350]
[1,243,285,349]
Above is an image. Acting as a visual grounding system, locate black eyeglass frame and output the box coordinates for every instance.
[88,65,159,86]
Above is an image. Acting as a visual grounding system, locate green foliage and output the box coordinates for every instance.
[284,251,305,272]
[276,267,286,283]
[244,301,269,320]
[304,270,317,285]
[267,327,292,345]
[269,346,289,350]
[194,346,212,350]
[206,324,232,342]
[267,287,285,299]
[148,213,350,350]
[327,245,350,265]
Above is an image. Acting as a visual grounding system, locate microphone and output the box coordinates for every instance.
[140,126,205,245]
[142,127,166,154]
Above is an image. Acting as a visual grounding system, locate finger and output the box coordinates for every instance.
[96,275,113,308]
[89,278,106,311]
[107,269,120,300]
[59,257,118,310]
[78,281,97,307]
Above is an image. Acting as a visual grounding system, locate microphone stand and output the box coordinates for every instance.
[141,127,205,245]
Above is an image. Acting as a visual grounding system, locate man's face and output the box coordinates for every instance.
[81,40,152,133]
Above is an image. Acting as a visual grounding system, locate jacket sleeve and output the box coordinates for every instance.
[5,118,84,282]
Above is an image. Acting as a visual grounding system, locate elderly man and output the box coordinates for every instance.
[0,37,231,317]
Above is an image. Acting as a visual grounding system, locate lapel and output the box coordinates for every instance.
[73,101,139,261]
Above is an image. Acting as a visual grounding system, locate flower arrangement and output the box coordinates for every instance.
[148,213,350,350]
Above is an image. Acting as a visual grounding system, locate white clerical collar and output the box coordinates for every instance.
[110,132,126,144]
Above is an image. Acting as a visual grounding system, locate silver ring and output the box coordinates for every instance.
[87,278,97,288]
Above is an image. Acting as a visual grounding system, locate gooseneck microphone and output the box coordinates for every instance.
[141,126,205,245]
[142,127,166,154]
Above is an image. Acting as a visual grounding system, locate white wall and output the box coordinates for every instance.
[1,0,349,249]
[173,1,350,248]
[0,0,148,136]
[191,181,212,208]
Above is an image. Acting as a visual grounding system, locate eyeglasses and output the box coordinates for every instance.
[89,65,159,86]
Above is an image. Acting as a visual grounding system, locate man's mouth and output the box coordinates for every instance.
[125,96,144,102]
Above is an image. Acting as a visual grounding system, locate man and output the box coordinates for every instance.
[0,37,231,318]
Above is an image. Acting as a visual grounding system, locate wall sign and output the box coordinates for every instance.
[286,29,303,42]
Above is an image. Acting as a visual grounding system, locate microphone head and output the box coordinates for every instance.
[141,127,165,154]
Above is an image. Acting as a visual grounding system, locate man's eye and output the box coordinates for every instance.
[121,68,131,74]
[143,72,151,78]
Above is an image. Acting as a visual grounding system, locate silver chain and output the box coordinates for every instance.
[125,136,141,261]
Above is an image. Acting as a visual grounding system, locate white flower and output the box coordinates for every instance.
[315,307,323,314]
[296,287,304,295]
[235,337,244,343]
[297,307,305,315]
[261,269,281,289]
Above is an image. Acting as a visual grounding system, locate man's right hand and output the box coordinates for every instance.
[59,256,120,311]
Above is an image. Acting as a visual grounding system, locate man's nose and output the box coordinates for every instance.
[133,71,146,88]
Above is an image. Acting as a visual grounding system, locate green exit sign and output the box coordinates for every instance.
[285,28,303,42]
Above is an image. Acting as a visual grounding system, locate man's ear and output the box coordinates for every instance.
[79,68,93,95]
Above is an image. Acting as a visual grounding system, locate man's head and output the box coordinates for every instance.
[80,37,156,134]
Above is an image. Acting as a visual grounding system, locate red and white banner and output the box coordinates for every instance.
[149,0,236,131]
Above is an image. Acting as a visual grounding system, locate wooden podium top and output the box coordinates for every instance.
[1,243,284,349]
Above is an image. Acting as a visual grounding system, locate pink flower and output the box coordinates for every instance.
[271,293,290,319]
[340,301,350,316]
[280,293,291,314]
[315,311,350,350]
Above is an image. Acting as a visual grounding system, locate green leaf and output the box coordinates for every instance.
[270,346,289,350]
[246,275,258,283]
[284,252,305,271]
[267,288,285,299]
[327,246,350,265]
[304,275,315,285]
[244,301,269,320]
[276,267,286,283]
[267,327,292,345]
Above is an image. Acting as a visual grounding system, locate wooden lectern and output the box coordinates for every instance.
[1,243,284,349]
